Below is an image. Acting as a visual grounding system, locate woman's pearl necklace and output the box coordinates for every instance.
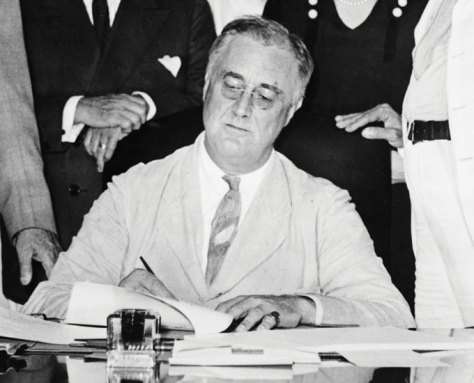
[306,0,408,19]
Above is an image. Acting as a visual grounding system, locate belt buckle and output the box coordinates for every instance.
[407,121,419,144]
[408,121,425,145]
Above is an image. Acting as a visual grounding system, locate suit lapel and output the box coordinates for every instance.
[90,0,170,93]
[209,156,291,295]
[39,0,100,90]
[159,145,208,298]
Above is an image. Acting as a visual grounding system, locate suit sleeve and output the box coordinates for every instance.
[147,0,216,119]
[0,0,56,239]
[21,163,137,318]
[313,183,414,328]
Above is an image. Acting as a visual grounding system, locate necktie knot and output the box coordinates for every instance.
[223,175,240,191]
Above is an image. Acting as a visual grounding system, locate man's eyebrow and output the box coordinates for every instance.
[259,83,283,95]
[223,71,244,81]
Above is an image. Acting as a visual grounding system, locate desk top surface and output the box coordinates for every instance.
[2,352,474,383]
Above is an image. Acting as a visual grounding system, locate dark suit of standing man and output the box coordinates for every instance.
[0,0,61,304]
[20,0,216,248]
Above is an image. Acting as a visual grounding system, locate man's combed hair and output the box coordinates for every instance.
[206,16,314,98]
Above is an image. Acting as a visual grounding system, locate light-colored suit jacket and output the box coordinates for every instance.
[411,0,474,236]
[0,0,56,306]
[403,0,474,327]
[25,137,413,328]
[0,0,56,239]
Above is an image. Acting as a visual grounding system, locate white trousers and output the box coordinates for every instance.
[404,139,474,328]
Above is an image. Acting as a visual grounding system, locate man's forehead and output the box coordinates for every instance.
[217,35,298,90]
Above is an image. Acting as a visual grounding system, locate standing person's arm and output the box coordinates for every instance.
[0,0,61,285]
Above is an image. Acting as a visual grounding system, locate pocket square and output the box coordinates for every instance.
[158,55,181,77]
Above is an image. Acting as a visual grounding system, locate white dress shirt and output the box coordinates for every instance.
[61,0,156,143]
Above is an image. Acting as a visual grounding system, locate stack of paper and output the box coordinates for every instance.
[170,327,474,367]
[66,282,233,334]
[0,307,105,344]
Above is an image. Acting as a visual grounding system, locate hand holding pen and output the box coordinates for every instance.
[116,257,177,299]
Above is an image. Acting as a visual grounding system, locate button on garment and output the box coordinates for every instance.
[68,184,81,196]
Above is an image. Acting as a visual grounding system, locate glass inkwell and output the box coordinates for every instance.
[106,309,161,383]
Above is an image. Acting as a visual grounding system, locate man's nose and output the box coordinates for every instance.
[232,91,252,118]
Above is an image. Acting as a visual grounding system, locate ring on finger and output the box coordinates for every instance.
[99,143,107,150]
[267,311,280,328]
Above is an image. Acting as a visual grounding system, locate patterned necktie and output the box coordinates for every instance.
[92,0,110,53]
[205,175,241,285]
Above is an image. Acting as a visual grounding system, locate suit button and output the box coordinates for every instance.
[69,184,81,196]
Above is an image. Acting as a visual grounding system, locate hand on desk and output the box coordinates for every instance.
[119,269,177,300]
[216,295,315,332]
[14,228,62,285]
[335,103,403,149]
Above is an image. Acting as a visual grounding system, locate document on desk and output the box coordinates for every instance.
[184,326,474,352]
[171,331,322,366]
[340,350,448,367]
[278,327,474,353]
[66,282,233,335]
[0,307,105,344]
[171,326,474,366]
[170,345,321,366]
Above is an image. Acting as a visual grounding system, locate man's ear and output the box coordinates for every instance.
[284,97,303,126]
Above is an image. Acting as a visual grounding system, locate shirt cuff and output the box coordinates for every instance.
[133,91,157,121]
[299,293,324,325]
[62,96,85,143]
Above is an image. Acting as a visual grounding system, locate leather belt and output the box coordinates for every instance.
[407,120,451,145]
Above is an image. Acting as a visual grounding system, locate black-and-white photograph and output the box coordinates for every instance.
[1,0,473,382]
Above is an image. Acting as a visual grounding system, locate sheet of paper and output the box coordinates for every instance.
[285,327,474,353]
[66,282,232,334]
[184,327,474,356]
[172,345,321,365]
[182,329,304,351]
[452,328,474,340]
[341,350,448,367]
[170,353,293,366]
[0,307,105,344]
[292,364,320,376]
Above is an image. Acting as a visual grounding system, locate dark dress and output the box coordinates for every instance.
[264,0,427,309]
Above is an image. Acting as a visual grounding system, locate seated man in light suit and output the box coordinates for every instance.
[24,17,414,331]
